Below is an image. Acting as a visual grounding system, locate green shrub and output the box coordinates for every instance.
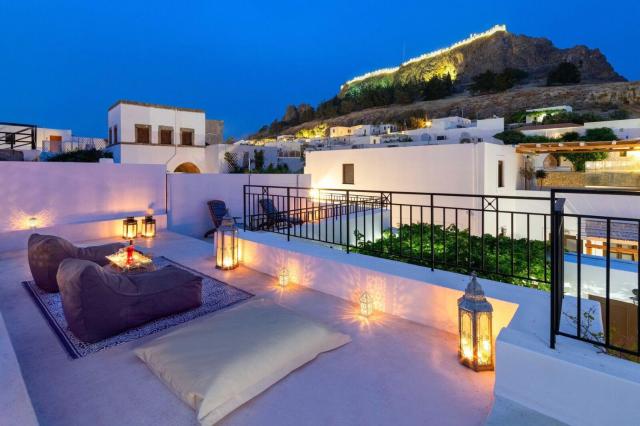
[47,149,112,163]
[547,62,581,86]
[353,224,550,290]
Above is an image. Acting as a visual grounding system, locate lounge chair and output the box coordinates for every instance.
[57,258,202,343]
[258,198,304,230]
[28,233,125,293]
[203,200,241,238]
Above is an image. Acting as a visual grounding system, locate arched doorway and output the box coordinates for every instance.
[174,162,201,173]
[543,154,558,169]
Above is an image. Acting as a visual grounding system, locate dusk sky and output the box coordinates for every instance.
[2,0,639,138]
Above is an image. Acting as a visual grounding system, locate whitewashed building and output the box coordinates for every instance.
[524,105,572,124]
[106,100,213,173]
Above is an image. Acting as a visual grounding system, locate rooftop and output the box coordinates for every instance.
[108,100,206,113]
[0,232,494,425]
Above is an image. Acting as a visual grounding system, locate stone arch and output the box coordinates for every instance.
[174,162,201,173]
[543,154,558,169]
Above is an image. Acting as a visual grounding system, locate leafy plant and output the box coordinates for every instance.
[223,152,242,173]
[353,223,550,290]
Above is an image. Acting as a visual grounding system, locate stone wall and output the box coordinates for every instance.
[539,171,640,188]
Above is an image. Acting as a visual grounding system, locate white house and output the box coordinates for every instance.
[525,105,572,124]
[403,117,505,145]
[520,117,640,140]
[329,123,397,139]
[106,100,212,173]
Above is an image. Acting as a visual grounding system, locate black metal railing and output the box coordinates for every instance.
[243,185,551,288]
[550,188,640,358]
[245,185,640,356]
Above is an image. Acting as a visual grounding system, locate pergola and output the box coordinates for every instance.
[515,138,640,154]
[0,122,37,150]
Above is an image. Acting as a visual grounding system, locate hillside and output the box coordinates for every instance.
[282,81,640,135]
[341,25,624,96]
[252,25,629,138]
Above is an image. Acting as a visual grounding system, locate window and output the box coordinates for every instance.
[180,128,194,146]
[497,160,504,188]
[159,126,173,145]
[436,135,447,141]
[113,125,118,144]
[135,124,151,144]
[108,127,112,144]
[342,163,354,185]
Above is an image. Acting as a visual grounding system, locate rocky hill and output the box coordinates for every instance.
[283,81,640,135]
[341,25,624,95]
[251,25,632,138]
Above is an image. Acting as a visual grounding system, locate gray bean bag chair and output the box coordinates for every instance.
[57,259,203,343]
[28,234,125,293]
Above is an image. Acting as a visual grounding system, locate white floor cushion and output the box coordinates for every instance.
[135,298,351,425]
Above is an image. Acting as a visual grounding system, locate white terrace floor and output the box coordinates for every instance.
[0,232,494,426]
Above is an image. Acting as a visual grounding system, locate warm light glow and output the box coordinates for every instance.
[458,273,494,371]
[28,217,37,230]
[341,24,507,89]
[122,216,138,239]
[216,217,239,270]
[359,291,374,317]
[141,215,156,238]
[278,267,289,287]
[309,188,321,203]
[106,249,153,270]
[460,311,473,360]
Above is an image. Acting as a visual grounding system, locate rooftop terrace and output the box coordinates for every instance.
[1,232,494,425]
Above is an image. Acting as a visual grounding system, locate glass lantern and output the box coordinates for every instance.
[122,216,138,239]
[359,291,374,317]
[278,267,289,288]
[141,215,156,238]
[458,272,494,371]
[216,213,238,270]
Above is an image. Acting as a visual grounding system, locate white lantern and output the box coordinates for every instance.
[216,213,238,270]
[458,272,494,371]
[278,267,289,287]
[359,291,374,317]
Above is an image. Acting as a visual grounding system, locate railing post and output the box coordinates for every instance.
[430,194,435,271]
[550,191,565,349]
[286,187,291,242]
[346,190,350,253]
[243,185,247,231]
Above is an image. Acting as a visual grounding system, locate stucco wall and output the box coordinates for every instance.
[167,173,311,238]
[0,162,167,251]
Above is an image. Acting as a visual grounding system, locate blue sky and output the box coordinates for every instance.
[1,0,638,138]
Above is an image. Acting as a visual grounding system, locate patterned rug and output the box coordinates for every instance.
[23,256,252,359]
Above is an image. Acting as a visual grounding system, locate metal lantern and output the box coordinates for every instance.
[359,291,374,317]
[141,215,156,238]
[458,272,494,371]
[122,216,138,239]
[216,213,239,270]
[28,217,37,230]
[278,267,289,288]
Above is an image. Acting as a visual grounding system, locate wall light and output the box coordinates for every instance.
[28,217,37,230]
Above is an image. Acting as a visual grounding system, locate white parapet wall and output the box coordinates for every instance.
[0,162,167,252]
[237,230,640,426]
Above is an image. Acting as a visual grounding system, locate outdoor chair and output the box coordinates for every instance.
[258,198,304,230]
[203,200,241,238]
[57,258,202,343]
[28,233,125,293]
